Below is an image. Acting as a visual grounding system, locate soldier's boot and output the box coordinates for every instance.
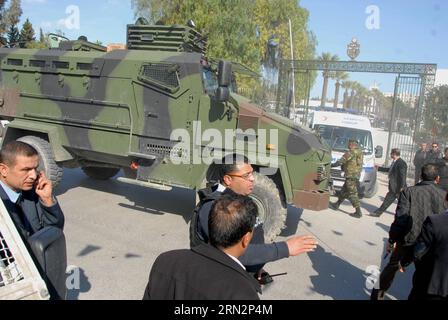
[329,198,343,210]
[350,206,362,218]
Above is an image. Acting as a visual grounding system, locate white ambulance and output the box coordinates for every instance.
[309,109,383,198]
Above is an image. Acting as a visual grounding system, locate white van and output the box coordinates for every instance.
[309,109,383,198]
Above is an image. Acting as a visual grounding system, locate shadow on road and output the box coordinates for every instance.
[375,222,391,233]
[308,246,367,299]
[307,237,414,300]
[66,267,92,300]
[55,169,196,223]
[280,206,303,237]
[78,245,101,257]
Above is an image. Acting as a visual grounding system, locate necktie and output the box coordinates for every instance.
[15,195,32,235]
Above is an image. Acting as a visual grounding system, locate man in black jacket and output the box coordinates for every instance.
[371,148,407,217]
[370,164,447,300]
[431,147,448,192]
[143,194,261,300]
[0,141,66,299]
[413,143,428,185]
[405,209,448,300]
[427,142,442,164]
[191,154,317,284]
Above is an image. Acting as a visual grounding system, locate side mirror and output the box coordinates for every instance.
[375,145,383,158]
[218,60,232,87]
[215,87,230,103]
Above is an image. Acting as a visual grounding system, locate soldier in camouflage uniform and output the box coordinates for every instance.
[329,139,364,218]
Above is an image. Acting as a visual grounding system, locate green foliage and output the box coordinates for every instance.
[425,85,448,140]
[6,0,21,26]
[39,27,45,42]
[132,0,317,103]
[19,17,35,47]
[0,0,22,45]
[7,23,18,46]
[0,0,7,39]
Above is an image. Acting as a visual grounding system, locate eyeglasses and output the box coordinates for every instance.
[227,171,254,181]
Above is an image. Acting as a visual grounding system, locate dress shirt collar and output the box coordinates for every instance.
[0,180,21,204]
[216,183,227,192]
[225,252,246,270]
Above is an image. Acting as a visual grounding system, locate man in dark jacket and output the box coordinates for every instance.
[191,154,317,284]
[427,142,442,164]
[371,148,407,217]
[370,164,447,300]
[413,143,428,185]
[143,194,261,300]
[431,147,448,192]
[0,141,66,299]
[405,209,448,300]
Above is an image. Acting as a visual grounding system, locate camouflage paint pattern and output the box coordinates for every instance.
[334,146,363,208]
[0,23,331,210]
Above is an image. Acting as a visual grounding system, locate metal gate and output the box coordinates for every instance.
[276,60,437,179]
[384,75,424,167]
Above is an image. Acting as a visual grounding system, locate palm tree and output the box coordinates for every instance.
[352,82,368,113]
[332,71,349,108]
[341,80,355,109]
[318,52,339,107]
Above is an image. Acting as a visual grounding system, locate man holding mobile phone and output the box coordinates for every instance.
[0,141,65,299]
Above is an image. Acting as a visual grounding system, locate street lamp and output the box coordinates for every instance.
[347,38,360,61]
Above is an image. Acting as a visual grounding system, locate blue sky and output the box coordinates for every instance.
[300,0,447,96]
[20,0,448,97]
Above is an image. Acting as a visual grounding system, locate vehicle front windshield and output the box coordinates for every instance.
[314,124,373,155]
[202,67,218,94]
[202,66,237,95]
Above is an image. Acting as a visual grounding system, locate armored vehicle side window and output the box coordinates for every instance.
[6,59,23,66]
[77,63,93,71]
[202,68,218,94]
[52,61,69,69]
[30,60,46,68]
[138,63,180,93]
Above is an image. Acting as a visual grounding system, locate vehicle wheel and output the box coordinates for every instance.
[250,172,287,242]
[81,167,120,180]
[17,136,63,188]
[364,181,378,198]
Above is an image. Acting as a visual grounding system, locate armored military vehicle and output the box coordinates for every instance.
[0,20,331,241]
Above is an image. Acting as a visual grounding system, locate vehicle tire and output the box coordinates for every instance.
[17,136,63,188]
[81,167,120,180]
[250,172,287,242]
[364,181,378,198]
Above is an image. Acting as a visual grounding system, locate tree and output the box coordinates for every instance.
[318,52,339,107]
[254,0,317,107]
[39,27,44,42]
[19,17,34,47]
[332,71,349,108]
[425,85,448,140]
[4,0,21,47]
[0,0,7,44]
[132,0,317,104]
[6,0,21,26]
[1,0,23,45]
[6,23,18,46]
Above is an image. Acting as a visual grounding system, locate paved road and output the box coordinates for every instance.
[56,168,414,300]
